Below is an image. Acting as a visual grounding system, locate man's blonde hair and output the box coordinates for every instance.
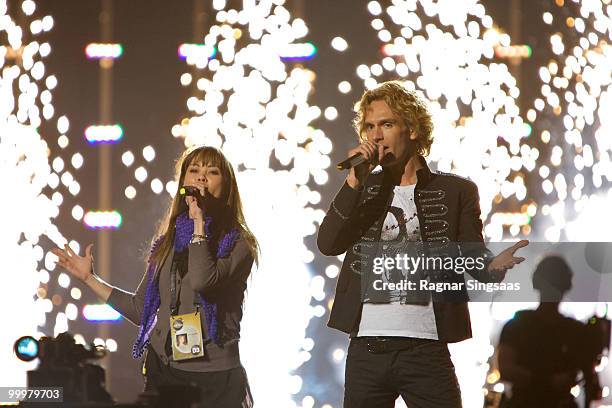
[353,81,434,157]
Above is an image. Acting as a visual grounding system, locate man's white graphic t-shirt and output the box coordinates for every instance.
[357,184,439,339]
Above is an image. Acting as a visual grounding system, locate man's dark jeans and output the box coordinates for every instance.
[344,337,462,408]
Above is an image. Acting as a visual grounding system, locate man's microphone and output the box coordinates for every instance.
[336,153,368,170]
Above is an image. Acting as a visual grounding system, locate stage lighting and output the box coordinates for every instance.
[14,336,39,362]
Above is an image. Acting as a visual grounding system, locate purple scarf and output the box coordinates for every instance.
[132,212,239,359]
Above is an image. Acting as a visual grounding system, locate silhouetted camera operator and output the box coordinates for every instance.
[497,255,603,408]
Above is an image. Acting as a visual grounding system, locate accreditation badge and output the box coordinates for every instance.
[170,310,205,361]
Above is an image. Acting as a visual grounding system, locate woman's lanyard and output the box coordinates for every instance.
[169,249,201,316]
[168,248,205,361]
[169,251,182,316]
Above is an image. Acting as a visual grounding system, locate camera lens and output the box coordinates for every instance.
[14,336,39,362]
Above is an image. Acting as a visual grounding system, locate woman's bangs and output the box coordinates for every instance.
[191,147,225,171]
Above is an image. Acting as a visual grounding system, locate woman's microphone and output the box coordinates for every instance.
[179,186,207,208]
[179,186,226,215]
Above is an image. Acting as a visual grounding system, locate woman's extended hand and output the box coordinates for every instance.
[51,244,94,282]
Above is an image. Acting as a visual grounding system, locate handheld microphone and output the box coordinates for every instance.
[179,186,208,208]
[179,185,206,198]
[336,153,368,170]
[180,186,227,215]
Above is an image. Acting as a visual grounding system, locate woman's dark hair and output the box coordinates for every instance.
[150,146,259,267]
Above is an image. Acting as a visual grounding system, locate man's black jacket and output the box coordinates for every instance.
[317,155,500,343]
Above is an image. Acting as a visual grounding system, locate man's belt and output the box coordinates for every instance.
[353,336,437,353]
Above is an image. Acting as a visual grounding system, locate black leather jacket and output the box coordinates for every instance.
[317,155,498,343]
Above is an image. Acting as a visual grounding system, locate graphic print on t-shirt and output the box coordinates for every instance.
[376,186,429,305]
[358,184,439,339]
